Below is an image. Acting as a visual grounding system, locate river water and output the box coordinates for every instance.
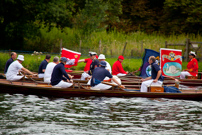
[1,94,202,135]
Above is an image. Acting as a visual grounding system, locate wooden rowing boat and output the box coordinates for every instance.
[0,79,202,101]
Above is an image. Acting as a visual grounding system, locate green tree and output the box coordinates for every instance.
[161,0,202,34]
[73,0,108,37]
[117,0,164,33]
[0,0,74,50]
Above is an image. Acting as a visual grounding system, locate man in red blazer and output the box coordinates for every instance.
[112,55,128,76]
[180,51,198,79]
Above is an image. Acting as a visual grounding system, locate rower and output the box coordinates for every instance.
[98,54,111,73]
[90,61,125,90]
[80,52,99,80]
[4,52,17,74]
[140,56,164,92]
[38,54,51,78]
[112,55,128,76]
[180,51,198,79]
[51,57,73,88]
[79,52,98,80]
[44,56,59,83]
[6,55,37,81]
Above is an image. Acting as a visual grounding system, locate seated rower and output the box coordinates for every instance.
[6,55,37,81]
[44,56,59,83]
[4,52,17,74]
[180,51,198,79]
[90,61,125,90]
[38,54,51,78]
[80,52,99,80]
[98,54,111,73]
[51,57,73,88]
[112,55,128,76]
[140,56,164,92]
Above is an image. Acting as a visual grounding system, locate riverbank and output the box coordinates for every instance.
[0,52,201,73]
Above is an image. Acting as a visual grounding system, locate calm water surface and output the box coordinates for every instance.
[0,94,202,135]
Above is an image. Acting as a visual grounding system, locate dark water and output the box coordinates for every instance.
[0,94,202,135]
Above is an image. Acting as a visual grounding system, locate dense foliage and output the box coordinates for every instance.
[0,0,202,51]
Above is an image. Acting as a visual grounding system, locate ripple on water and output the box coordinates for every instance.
[1,94,202,134]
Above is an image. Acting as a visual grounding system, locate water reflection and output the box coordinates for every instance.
[0,94,202,134]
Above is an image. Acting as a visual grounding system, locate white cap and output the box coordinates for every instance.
[17,55,24,61]
[89,51,97,55]
[98,54,106,59]
[189,51,196,57]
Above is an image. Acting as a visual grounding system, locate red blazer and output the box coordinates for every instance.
[187,58,198,76]
[112,61,127,75]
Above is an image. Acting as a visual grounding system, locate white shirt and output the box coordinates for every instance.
[6,60,23,79]
[44,62,57,80]
[105,61,112,73]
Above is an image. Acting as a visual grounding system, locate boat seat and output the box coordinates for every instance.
[187,75,198,79]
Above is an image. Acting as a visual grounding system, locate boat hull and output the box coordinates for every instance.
[0,79,202,101]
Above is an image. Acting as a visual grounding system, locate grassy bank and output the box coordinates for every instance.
[24,26,202,58]
[0,53,201,73]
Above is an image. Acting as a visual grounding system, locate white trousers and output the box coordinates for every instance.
[44,77,51,83]
[81,72,91,80]
[180,71,191,79]
[6,75,24,81]
[38,73,44,78]
[111,75,122,85]
[52,80,73,88]
[140,79,163,92]
[117,73,127,76]
[91,83,112,90]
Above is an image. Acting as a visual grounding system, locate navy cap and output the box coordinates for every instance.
[100,61,106,67]
[61,57,68,62]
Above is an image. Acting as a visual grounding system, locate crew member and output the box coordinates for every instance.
[44,56,59,83]
[6,55,36,81]
[88,52,99,75]
[51,57,73,88]
[90,61,125,90]
[140,56,164,92]
[38,54,51,78]
[79,52,98,80]
[80,52,99,80]
[112,55,128,76]
[180,51,198,79]
[4,52,17,74]
[98,54,111,73]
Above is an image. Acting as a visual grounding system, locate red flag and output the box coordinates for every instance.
[61,48,81,68]
[160,48,182,77]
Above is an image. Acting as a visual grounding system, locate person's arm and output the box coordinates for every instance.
[78,59,85,63]
[61,66,72,82]
[153,70,162,82]
[21,67,36,76]
[141,76,152,82]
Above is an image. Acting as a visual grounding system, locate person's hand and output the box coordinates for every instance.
[141,78,146,82]
[175,79,179,82]
[126,71,129,74]
[153,79,158,83]
[119,85,125,89]
[69,79,73,83]
[32,74,38,77]
[67,79,73,83]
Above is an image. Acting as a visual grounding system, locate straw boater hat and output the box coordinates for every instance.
[17,55,24,61]
[189,51,196,57]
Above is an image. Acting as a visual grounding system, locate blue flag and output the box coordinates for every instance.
[140,49,160,78]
